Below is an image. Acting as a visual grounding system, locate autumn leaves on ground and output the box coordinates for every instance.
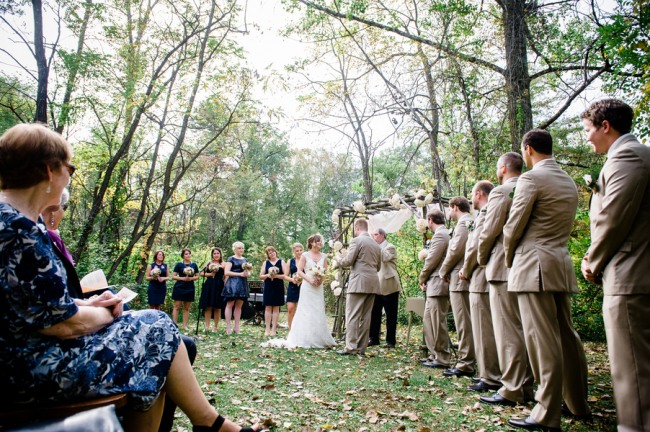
[174,321,616,431]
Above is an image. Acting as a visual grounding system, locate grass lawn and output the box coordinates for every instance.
[173,313,617,431]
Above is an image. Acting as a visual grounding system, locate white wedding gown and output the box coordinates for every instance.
[262,253,336,349]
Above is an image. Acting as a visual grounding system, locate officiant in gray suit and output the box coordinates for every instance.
[369,227,401,348]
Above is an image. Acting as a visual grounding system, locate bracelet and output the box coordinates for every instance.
[213,414,225,431]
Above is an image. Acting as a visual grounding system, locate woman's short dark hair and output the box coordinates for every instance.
[181,248,191,258]
[0,123,71,189]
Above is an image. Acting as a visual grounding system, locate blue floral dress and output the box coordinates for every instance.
[0,203,181,410]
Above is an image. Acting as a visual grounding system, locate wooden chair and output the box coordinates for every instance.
[404,297,426,345]
[0,393,128,428]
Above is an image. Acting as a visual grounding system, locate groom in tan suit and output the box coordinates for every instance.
[581,99,650,432]
[338,218,382,356]
[504,129,590,432]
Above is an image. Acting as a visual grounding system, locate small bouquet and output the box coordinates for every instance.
[416,218,428,233]
[308,265,326,278]
[183,267,195,277]
[268,266,280,276]
[151,267,161,279]
[241,262,253,272]
[208,263,220,273]
[292,273,303,285]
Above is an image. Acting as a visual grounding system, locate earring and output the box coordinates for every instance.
[46,182,51,194]
[50,215,55,227]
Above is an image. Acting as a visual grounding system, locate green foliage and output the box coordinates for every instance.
[599,0,650,139]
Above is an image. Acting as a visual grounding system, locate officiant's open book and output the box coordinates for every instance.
[80,270,137,304]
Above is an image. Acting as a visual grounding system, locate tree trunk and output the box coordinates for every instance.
[32,0,48,123]
[502,0,533,151]
[55,0,93,133]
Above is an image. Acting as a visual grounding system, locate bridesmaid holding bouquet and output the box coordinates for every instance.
[146,250,169,310]
[199,247,226,332]
[171,248,199,331]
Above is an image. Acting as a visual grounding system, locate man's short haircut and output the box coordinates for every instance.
[498,152,524,174]
[580,98,634,134]
[376,227,386,237]
[522,129,553,155]
[355,218,369,231]
[427,209,445,225]
[449,196,471,213]
[475,180,494,197]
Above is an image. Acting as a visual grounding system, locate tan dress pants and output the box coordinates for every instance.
[518,292,590,428]
[489,281,534,402]
[604,294,650,432]
[450,291,476,372]
[423,296,451,366]
[470,292,500,385]
[344,292,375,354]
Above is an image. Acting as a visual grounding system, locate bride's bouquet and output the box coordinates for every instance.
[183,267,195,277]
[308,265,326,278]
[268,266,280,276]
[151,267,161,280]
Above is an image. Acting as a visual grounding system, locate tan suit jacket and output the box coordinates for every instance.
[440,214,473,292]
[419,226,450,297]
[338,232,381,294]
[504,158,578,293]
[463,210,488,293]
[378,242,401,296]
[588,134,650,431]
[589,134,650,294]
[478,177,518,282]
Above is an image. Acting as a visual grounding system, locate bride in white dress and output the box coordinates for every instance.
[262,234,336,349]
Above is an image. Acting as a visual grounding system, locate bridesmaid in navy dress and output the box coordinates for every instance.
[260,246,288,336]
[146,250,169,310]
[222,241,251,334]
[286,242,304,330]
[199,247,225,332]
[171,248,199,331]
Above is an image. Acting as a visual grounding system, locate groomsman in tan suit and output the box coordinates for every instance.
[460,180,501,392]
[504,129,590,432]
[369,228,401,348]
[478,152,533,407]
[419,210,451,368]
[338,218,382,356]
[580,99,650,432]
[439,197,476,378]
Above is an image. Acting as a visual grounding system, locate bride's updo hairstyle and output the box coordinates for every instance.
[306,234,323,250]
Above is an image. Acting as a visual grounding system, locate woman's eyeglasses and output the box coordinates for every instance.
[65,162,76,176]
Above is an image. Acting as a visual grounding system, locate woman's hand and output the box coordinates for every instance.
[88,291,123,319]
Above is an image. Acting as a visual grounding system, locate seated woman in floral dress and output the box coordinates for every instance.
[0,124,261,432]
